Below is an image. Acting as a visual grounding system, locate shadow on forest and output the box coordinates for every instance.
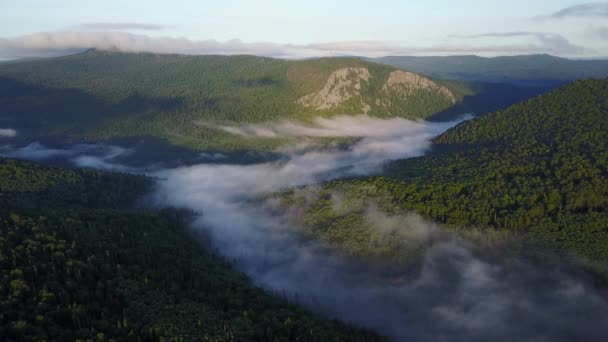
[0,77,185,133]
[429,81,567,122]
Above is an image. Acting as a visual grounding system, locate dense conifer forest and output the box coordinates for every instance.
[0,158,382,341]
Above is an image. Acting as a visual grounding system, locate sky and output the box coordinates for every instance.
[0,1,607,59]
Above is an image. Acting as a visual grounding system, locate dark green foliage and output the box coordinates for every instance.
[0,50,463,151]
[0,158,383,341]
[0,158,150,210]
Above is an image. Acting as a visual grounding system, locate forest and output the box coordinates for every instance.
[0,158,382,341]
[280,79,608,278]
[0,50,460,151]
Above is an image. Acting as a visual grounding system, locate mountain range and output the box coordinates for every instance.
[372,54,608,84]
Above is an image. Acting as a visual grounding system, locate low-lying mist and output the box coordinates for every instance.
[0,128,17,138]
[3,115,608,340]
[152,115,608,341]
[0,141,157,173]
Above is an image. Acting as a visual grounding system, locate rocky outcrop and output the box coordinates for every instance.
[379,70,456,104]
[298,67,371,111]
[298,67,456,114]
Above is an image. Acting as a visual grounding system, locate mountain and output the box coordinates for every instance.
[0,50,463,151]
[280,79,608,276]
[372,54,608,84]
[0,157,382,341]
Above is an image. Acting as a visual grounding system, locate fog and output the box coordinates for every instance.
[4,115,608,340]
[201,115,469,177]
[0,142,146,172]
[151,115,608,341]
[0,128,17,138]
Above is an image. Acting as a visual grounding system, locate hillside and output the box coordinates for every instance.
[0,158,382,341]
[0,50,462,151]
[279,79,608,275]
[372,54,608,84]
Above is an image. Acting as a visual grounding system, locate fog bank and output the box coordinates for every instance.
[150,115,608,341]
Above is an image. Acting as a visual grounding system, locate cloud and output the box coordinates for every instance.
[200,115,471,176]
[0,128,17,138]
[151,115,608,340]
[0,142,146,172]
[201,115,456,139]
[535,2,608,19]
[586,26,608,39]
[0,29,594,60]
[449,31,590,55]
[76,22,170,31]
[5,114,608,340]
[1,142,74,160]
[151,114,607,340]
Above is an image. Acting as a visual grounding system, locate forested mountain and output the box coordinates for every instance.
[280,79,608,276]
[0,50,462,151]
[0,158,382,341]
[372,54,608,84]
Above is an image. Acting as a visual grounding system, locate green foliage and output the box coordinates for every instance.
[0,158,383,341]
[0,211,382,341]
[276,187,435,269]
[0,158,150,210]
[287,80,608,272]
[0,50,464,151]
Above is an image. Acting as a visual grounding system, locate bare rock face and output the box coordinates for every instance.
[298,67,455,114]
[379,70,456,105]
[298,67,371,110]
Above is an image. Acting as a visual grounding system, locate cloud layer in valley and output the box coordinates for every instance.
[0,129,17,138]
[202,115,469,176]
[3,115,608,340]
[0,142,150,173]
[150,115,608,341]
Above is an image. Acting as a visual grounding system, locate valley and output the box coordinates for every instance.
[1,49,608,341]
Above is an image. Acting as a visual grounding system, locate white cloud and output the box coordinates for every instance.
[535,2,608,20]
[0,142,145,172]
[151,114,608,340]
[76,22,170,31]
[449,32,590,55]
[0,128,17,138]
[0,28,595,60]
[586,26,608,39]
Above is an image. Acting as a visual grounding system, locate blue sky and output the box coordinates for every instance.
[1,1,607,59]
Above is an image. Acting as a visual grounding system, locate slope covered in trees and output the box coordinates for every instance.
[0,50,463,151]
[281,79,608,275]
[0,158,382,341]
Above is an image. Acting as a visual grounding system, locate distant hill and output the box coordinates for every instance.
[0,50,463,150]
[372,54,608,84]
[284,79,608,276]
